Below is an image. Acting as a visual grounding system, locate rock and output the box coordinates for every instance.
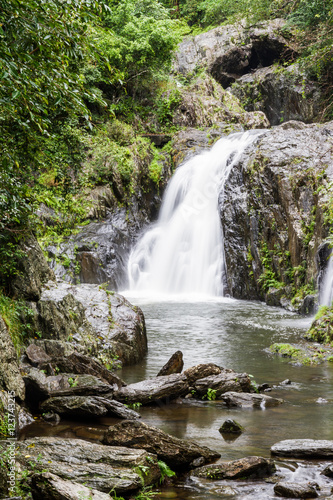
[221,122,333,302]
[40,395,140,420]
[265,287,286,307]
[281,379,292,385]
[32,282,147,366]
[49,352,126,387]
[103,420,220,470]
[8,234,55,300]
[0,317,25,401]
[30,472,113,500]
[42,412,61,425]
[30,339,86,358]
[231,64,321,126]
[193,369,252,397]
[274,481,319,498]
[306,305,333,344]
[25,344,52,367]
[192,456,276,480]
[298,295,317,316]
[271,439,333,458]
[219,419,244,435]
[170,74,269,131]
[183,363,222,385]
[16,437,160,494]
[115,373,189,405]
[157,351,184,376]
[23,368,114,410]
[322,464,333,478]
[221,391,284,408]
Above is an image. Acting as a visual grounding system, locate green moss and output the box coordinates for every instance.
[270,343,311,365]
[305,305,333,343]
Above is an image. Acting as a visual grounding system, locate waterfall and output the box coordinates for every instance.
[128,130,264,297]
[320,250,333,306]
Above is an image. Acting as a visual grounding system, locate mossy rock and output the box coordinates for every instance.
[305,306,333,344]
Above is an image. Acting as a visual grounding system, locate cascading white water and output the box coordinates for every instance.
[128,130,264,296]
[320,251,333,306]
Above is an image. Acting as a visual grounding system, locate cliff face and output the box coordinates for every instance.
[221,121,333,309]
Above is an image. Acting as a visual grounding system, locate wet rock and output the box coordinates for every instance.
[192,456,276,480]
[265,287,286,307]
[193,369,251,397]
[40,395,140,420]
[49,352,126,387]
[115,373,189,405]
[221,122,333,303]
[42,412,61,425]
[183,363,221,385]
[274,481,319,498]
[33,282,147,366]
[221,391,284,408]
[23,368,113,409]
[157,351,184,376]
[281,379,292,385]
[322,464,333,478]
[231,64,321,126]
[298,295,317,316]
[30,472,112,500]
[16,437,160,494]
[219,419,244,435]
[25,344,52,367]
[7,234,55,300]
[271,439,333,458]
[0,316,25,401]
[103,420,220,470]
[30,339,86,358]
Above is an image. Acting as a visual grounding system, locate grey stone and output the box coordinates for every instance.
[15,437,160,494]
[274,481,319,498]
[115,373,189,405]
[193,369,251,397]
[192,456,276,480]
[221,391,284,408]
[103,420,220,469]
[30,472,112,500]
[0,317,25,401]
[271,439,333,458]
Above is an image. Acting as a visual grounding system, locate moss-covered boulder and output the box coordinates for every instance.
[305,306,333,344]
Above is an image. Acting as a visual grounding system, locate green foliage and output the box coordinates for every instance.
[156,88,182,127]
[270,343,311,364]
[0,292,34,353]
[202,387,217,401]
[258,242,284,292]
[158,460,176,483]
[306,305,333,344]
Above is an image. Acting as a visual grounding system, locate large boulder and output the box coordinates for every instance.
[40,395,140,420]
[271,439,333,458]
[0,317,25,401]
[193,368,252,397]
[192,456,276,480]
[115,373,189,405]
[103,420,220,470]
[221,121,333,303]
[14,437,161,494]
[30,472,113,500]
[231,64,322,126]
[8,234,55,300]
[30,281,147,366]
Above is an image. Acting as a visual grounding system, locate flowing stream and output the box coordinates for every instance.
[122,131,333,498]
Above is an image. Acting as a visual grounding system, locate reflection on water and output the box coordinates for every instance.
[22,295,333,499]
[119,295,333,498]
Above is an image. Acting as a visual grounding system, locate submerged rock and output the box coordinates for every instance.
[157,350,184,376]
[322,464,333,478]
[271,439,333,458]
[221,391,283,408]
[274,481,319,498]
[192,456,276,480]
[103,420,220,470]
[14,437,160,494]
[219,419,244,435]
